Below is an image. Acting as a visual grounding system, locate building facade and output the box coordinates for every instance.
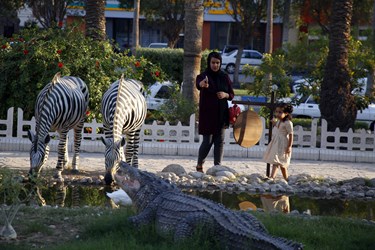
[65,0,287,53]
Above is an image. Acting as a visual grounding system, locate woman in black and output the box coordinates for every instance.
[195,51,235,172]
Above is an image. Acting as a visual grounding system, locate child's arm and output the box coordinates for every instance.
[271,117,278,126]
[285,133,293,155]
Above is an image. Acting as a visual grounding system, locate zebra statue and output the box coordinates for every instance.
[101,75,147,185]
[27,72,89,181]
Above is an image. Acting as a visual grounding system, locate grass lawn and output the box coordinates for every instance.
[1,206,374,250]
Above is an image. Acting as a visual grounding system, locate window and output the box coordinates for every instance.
[155,86,172,99]
[250,51,262,59]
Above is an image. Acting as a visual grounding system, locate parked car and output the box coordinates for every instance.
[221,49,263,74]
[290,94,375,123]
[221,45,239,55]
[291,77,368,95]
[220,45,253,56]
[146,81,174,110]
[146,81,245,112]
[148,43,168,48]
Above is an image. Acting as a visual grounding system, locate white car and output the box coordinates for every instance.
[221,49,263,74]
[291,94,375,123]
[146,81,245,112]
[146,81,174,110]
[292,77,368,95]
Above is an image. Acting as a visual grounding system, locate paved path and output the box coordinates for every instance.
[1,151,375,181]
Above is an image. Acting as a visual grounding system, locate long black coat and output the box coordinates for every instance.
[196,71,234,135]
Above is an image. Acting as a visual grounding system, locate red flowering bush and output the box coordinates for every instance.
[0,25,164,121]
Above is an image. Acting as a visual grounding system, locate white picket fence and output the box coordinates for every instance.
[0,107,374,163]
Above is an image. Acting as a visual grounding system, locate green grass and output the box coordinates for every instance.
[54,209,375,250]
[2,206,375,250]
[256,213,375,250]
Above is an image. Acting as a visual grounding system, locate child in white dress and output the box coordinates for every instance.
[263,103,294,181]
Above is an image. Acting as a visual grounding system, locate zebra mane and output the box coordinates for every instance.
[36,72,61,138]
[113,74,126,143]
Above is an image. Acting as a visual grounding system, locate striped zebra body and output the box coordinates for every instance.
[101,76,147,184]
[28,73,89,180]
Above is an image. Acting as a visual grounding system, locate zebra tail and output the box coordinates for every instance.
[36,72,61,136]
[52,72,61,84]
[113,74,125,142]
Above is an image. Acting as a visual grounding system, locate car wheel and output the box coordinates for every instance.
[226,64,235,74]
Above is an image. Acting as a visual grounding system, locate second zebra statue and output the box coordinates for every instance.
[101,76,147,185]
[28,72,89,181]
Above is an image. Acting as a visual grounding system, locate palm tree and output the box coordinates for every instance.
[182,0,203,105]
[131,0,140,56]
[366,0,375,95]
[320,0,355,131]
[85,0,106,41]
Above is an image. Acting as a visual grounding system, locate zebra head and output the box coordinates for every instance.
[28,130,51,176]
[101,136,126,185]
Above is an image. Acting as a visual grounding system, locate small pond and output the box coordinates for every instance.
[29,184,375,221]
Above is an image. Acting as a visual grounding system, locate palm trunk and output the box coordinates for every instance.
[282,0,291,46]
[320,0,355,131]
[131,0,140,56]
[85,0,106,41]
[182,0,203,105]
[366,0,375,95]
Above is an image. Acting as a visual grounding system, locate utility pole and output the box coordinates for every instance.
[265,0,274,177]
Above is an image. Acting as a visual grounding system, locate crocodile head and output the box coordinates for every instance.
[114,162,142,198]
[115,161,179,207]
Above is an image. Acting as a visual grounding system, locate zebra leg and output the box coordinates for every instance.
[55,130,69,181]
[125,129,141,168]
[125,131,134,166]
[71,121,85,173]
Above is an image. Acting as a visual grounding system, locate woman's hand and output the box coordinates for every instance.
[216,91,229,99]
[199,76,209,88]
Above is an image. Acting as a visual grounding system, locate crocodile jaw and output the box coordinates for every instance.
[114,162,141,196]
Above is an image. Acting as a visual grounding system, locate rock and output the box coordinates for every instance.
[290,210,300,215]
[369,178,375,187]
[343,177,366,186]
[365,190,375,197]
[162,164,187,176]
[215,171,236,179]
[214,176,230,182]
[189,172,205,179]
[206,165,237,176]
[0,224,17,239]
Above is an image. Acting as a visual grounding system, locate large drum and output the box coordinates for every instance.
[233,110,263,148]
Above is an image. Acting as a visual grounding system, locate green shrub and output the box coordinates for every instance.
[354,121,369,130]
[150,83,197,125]
[0,25,164,122]
[293,118,316,128]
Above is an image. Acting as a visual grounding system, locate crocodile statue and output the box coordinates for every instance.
[115,161,303,250]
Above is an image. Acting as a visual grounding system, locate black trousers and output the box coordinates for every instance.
[197,128,225,166]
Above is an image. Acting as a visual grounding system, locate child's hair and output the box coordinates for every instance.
[276,102,293,121]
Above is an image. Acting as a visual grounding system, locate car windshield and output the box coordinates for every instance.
[226,50,237,56]
[155,85,172,99]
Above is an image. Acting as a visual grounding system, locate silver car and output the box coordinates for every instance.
[221,49,263,74]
